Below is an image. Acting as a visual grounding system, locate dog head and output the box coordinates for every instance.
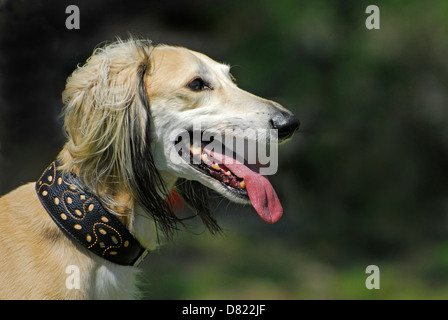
[61,39,299,237]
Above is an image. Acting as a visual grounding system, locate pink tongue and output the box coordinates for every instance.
[203,148,283,224]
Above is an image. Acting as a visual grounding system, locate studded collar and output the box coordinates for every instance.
[35,160,148,266]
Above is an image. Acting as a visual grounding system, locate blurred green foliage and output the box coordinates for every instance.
[142,232,448,299]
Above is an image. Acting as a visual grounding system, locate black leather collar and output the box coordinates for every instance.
[35,160,148,266]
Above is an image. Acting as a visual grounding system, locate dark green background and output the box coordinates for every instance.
[1,0,448,299]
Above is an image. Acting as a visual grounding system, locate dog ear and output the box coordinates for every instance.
[130,41,181,237]
[61,39,146,180]
[61,39,180,237]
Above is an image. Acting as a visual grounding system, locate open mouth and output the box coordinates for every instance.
[175,131,283,224]
[188,143,249,199]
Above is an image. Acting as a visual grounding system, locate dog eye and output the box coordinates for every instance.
[186,77,210,92]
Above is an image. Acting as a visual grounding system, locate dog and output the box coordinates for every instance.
[0,38,299,299]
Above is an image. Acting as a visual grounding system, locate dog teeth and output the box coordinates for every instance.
[201,153,210,163]
[190,145,202,155]
[239,180,246,189]
[211,163,220,171]
[224,170,232,176]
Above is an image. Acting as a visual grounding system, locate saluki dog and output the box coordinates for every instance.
[0,38,299,299]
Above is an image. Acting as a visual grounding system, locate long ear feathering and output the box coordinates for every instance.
[60,38,180,238]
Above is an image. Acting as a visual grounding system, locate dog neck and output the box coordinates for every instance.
[57,148,178,252]
[129,170,177,250]
[157,170,178,192]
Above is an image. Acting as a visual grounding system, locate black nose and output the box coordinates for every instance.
[270,111,300,140]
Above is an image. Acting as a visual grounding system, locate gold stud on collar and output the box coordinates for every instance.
[35,160,148,266]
